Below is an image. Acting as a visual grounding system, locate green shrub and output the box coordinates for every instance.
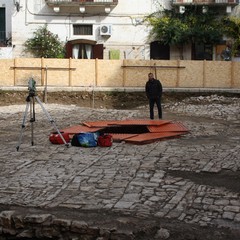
[24,25,65,58]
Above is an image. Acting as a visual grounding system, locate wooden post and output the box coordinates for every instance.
[123,59,127,87]
[154,62,157,79]
[92,58,99,108]
[149,60,157,79]
[95,58,98,88]
[176,59,180,87]
[43,66,48,103]
[203,60,206,88]
[13,58,16,86]
[69,58,72,87]
[150,59,154,76]
[230,61,234,88]
[41,58,45,86]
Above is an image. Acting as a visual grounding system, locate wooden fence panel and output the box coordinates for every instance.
[178,60,204,88]
[13,58,42,86]
[71,59,95,87]
[205,61,232,88]
[0,59,13,86]
[0,58,239,90]
[96,60,123,87]
[43,58,70,87]
[123,60,152,87]
[232,61,240,88]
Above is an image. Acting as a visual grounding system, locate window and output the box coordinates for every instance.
[73,25,93,35]
[65,41,103,59]
[72,44,93,59]
[192,43,213,60]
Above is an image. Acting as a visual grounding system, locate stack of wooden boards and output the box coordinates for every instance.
[58,119,190,145]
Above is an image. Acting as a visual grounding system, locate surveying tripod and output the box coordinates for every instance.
[16,79,69,151]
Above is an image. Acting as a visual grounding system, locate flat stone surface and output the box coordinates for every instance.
[0,94,240,239]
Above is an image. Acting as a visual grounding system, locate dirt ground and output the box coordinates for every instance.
[0,90,238,109]
[0,90,147,109]
[0,90,240,240]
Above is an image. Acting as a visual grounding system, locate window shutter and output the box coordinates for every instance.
[65,42,73,58]
[93,44,104,59]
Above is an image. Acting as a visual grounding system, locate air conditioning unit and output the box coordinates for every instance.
[179,6,185,14]
[100,24,112,36]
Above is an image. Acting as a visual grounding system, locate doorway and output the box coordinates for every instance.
[66,40,103,59]
[150,41,170,60]
[0,8,6,44]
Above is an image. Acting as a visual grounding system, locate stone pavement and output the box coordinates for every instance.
[0,95,239,239]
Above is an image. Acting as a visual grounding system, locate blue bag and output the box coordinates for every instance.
[77,132,99,147]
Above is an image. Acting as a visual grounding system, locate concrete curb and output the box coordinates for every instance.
[0,86,240,94]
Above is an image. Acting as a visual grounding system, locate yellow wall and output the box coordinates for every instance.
[0,58,239,89]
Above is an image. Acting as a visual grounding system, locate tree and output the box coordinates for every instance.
[147,14,189,45]
[24,25,65,58]
[146,6,225,59]
[146,11,189,59]
[146,10,189,59]
[222,16,240,57]
[182,7,223,45]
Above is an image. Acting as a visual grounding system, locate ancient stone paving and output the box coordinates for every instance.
[0,95,239,238]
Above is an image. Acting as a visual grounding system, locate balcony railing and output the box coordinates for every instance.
[45,0,118,13]
[45,0,118,6]
[0,31,12,47]
[172,0,238,4]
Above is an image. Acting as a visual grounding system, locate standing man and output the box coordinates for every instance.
[145,72,163,119]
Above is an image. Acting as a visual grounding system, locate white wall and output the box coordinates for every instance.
[0,47,13,58]
[0,0,12,41]
[11,0,170,59]
[0,0,14,58]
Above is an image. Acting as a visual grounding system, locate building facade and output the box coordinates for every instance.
[1,0,171,59]
[172,0,240,61]
[0,0,13,58]
[0,0,239,60]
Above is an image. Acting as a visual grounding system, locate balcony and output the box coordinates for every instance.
[45,0,118,7]
[45,0,118,13]
[172,0,238,5]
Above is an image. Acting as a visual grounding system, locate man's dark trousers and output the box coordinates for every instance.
[149,97,162,119]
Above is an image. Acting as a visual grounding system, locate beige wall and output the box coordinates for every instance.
[0,58,239,89]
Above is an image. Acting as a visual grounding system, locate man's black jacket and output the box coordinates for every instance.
[145,79,162,99]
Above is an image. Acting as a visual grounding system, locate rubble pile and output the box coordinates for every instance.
[164,95,240,121]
